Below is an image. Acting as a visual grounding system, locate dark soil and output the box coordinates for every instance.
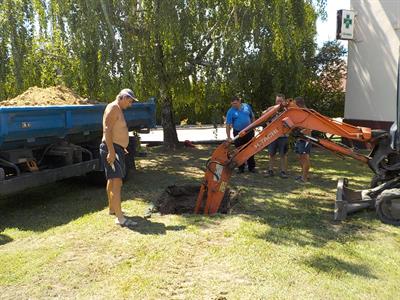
[151,184,238,215]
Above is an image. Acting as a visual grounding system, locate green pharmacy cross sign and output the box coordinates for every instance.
[344,14,352,29]
[336,10,354,40]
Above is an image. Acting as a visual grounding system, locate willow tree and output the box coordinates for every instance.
[140,1,326,146]
[0,0,327,149]
[119,0,234,148]
[0,0,35,97]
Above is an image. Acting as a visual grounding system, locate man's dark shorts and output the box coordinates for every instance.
[295,140,312,155]
[268,136,289,156]
[99,142,126,180]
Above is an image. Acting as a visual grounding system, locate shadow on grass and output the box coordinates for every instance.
[0,145,379,246]
[303,255,377,279]
[0,147,204,233]
[193,147,380,248]
[235,182,378,248]
[132,146,380,248]
[125,216,186,235]
[0,177,107,233]
[0,233,13,245]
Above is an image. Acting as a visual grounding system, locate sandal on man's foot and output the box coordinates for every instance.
[263,170,274,177]
[109,210,126,216]
[295,176,307,183]
[115,218,137,227]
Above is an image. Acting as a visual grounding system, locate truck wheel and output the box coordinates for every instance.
[125,136,136,171]
[0,168,4,181]
[376,189,400,226]
[86,170,128,185]
[86,171,106,186]
[123,137,137,182]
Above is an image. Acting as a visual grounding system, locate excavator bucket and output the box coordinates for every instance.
[336,176,400,224]
[334,178,375,221]
[194,142,233,214]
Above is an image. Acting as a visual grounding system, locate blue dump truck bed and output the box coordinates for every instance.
[0,98,156,196]
[0,99,156,151]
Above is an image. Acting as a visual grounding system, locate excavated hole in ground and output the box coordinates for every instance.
[152,184,239,215]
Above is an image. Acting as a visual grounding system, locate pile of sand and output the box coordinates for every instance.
[0,85,103,106]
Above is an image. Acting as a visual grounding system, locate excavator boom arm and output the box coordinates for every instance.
[195,101,380,215]
[232,105,372,168]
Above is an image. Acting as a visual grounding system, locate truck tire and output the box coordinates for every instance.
[86,170,130,185]
[0,168,4,181]
[376,188,400,226]
[86,170,106,186]
[125,136,136,171]
[122,136,137,181]
[122,153,135,182]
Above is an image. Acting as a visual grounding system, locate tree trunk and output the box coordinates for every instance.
[153,2,179,149]
[160,90,179,149]
[156,53,179,149]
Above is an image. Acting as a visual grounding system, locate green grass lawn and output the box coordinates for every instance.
[1,145,400,299]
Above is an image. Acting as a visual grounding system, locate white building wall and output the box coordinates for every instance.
[345,0,400,127]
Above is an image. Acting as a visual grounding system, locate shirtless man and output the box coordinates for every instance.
[100,89,138,227]
[264,94,289,178]
[294,96,312,183]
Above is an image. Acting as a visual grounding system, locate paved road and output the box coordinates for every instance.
[139,126,227,143]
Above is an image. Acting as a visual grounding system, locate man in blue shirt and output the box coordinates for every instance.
[226,96,256,173]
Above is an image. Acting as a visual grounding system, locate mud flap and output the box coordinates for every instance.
[334,178,375,221]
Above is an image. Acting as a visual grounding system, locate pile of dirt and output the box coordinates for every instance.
[149,184,238,215]
[0,85,103,106]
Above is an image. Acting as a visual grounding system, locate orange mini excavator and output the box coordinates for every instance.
[194,100,400,225]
